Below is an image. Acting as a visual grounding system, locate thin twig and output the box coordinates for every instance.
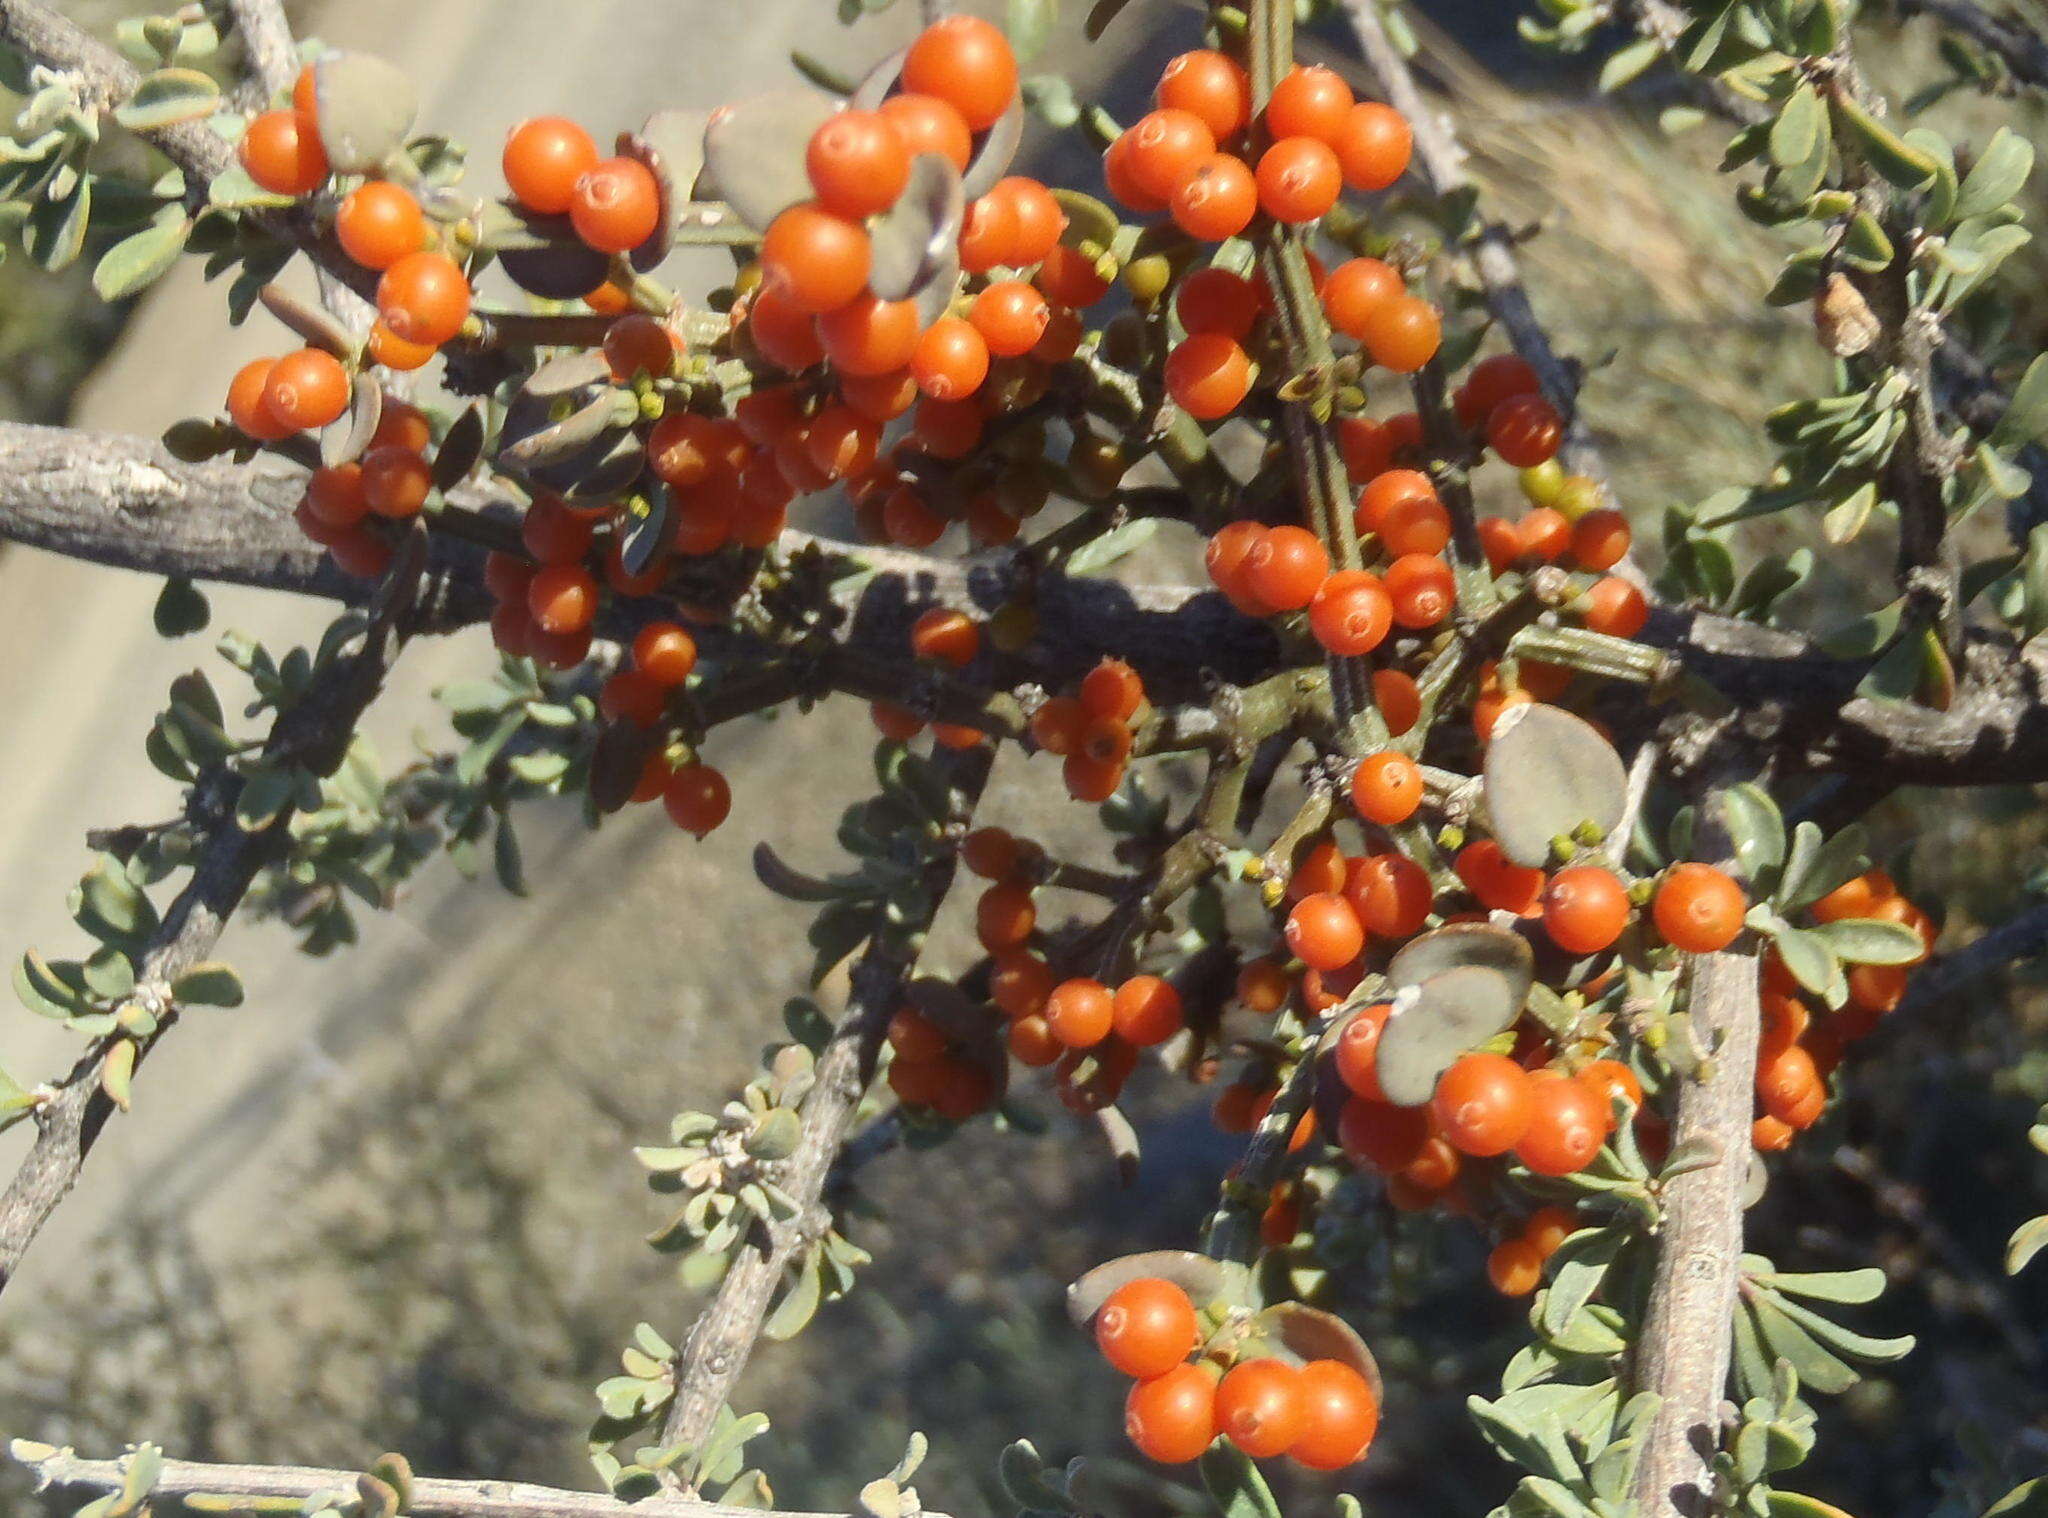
[14,1443,953,1518]
[0,535,422,1297]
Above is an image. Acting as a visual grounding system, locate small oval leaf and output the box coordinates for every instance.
[312,52,418,174]
[1375,964,1521,1108]
[1482,704,1628,868]
[702,91,839,232]
[1387,923,1535,1007]
[869,152,964,302]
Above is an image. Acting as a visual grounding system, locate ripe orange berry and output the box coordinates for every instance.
[1487,1237,1543,1296]
[818,292,921,377]
[1125,108,1217,203]
[913,397,983,460]
[1335,1003,1392,1101]
[745,284,827,371]
[1350,750,1423,826]
[603,313,684,382]
[888,1007,951,1063]
[599,668,665,727]
[503,117,598,214]
[1267,65,1354,143]
[969,280,1051,357]
[1542,865,1631,955]
[1165,332,1253,420]
[878,92,972,170]
[1355,468,1435,536]
[257,348,349,434]
[663,762,731,837]
[521,496,594,566]
[1363,293,1441,372]
[958,191,1019,274]
[304,463,368,529]
[993,176,1066,265]
[1516,507,1572,563]
[1384,552,1454,628]
[326,526,394,579]
[240,109,327,196]
[1242,526,1329,612]
[1156,49,1251,140]
[1113,975,1184,1047]
[1286,892,1365,972]
[367,320,436,370]
[1215,1359,1306,1459]
[1096,1277,1199,1379]
[1007,1012,1062,1066]
[1045,977,1115,1049]
[1255,136,1342,223]
[910,607,979,667]
[1176,267,1259,340]
[1333,101,1412,191]
[1457,354,1544,425]
[1027,695,1087,756]
[360,444,431,518]
[633,622,699,686]
[1309,569,1393,657]
[1810,869,1896,923]
[839,368,919,424]
[1231,964,1301,1028]
[1081,658,1145,722]
[1036,243,1112,306]
[1571,508,1632,571]
[1489,393,1564,468]
[1287,839,1349,902]
[1344,852,1431,938]
[528,563,597,634]
[1322,257,1403,342]
[227,358,291,441]
[1170,152,1257,241]
[1515,1074,1607,1175]
[1374,669,1420,737]
[1339,1096,1429,1171]
[335,181,425,271]
[976,881,1037,952]
[1581,576,1649,638]
[1102,131,1167,214]
[1379,492,1452,558]
[1434,1052,1534,1157]
[1757,1043,1824,1127]
[1753,1114,1796,1152]
[377,251,471,346]
[1289,1361,1380,1470]
[1125,1363,1218,1464]
[570,156,661,253]
[806,108,911,219]
[902,14,1018,131]
[871,700,924,741]
[1455,839,1545,916]
[761,202,870,314]
[1653,863,1748,954]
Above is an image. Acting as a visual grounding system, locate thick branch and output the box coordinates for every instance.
[1628,944,1762,1517]
[17,1444,950,1518]
[0,548,416,1297]
[656,749,992,1478]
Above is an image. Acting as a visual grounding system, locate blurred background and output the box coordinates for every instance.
[3,2,2048,1515]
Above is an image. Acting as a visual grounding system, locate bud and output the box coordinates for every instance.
[1815,272,1879,357]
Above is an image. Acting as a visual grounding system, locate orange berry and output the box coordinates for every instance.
[1515,1074,1607,1175]
[762,202,871,314]
[360,444,431,518]
[1488,1237,1543,1296]
[1542,865,1631,955]
[902,14,1018,131]
[1363,293,1440,372]
[911,317,990,401]
[1580,576,1649,638]
[1489,393,1564,468]
[1653,863,1748,954]
[1008,1012,1062,1066]
[1125,1363,1218,1464]
[1124,108,1216,204]
[367,320,436,370]
[1350,750,1423,826]
[818,292,921,377]
[1286,892,1365,972]
[603,313,684,382]
[528,563,597,634]
[1176,267,1260,339]
[663,762,731,837]
[503,116,598,214]
[1335,1003,1392,1101]
[1578,1060,1643,1126]
[1237,957,1291,1014]
[1524,1205,1578,1258]
[1046,977,1115,1049]
[1255,136,1342,223]
[878,92,973,171]
[1323,257,1403,342]
[806,108,911,219]
[1113,975,1184,1046]
[1096,1278,1199,1379]
[240,109,327,196]
[304,463,368,528]
[1339,1096,1429,1171]
[976,882,1037,951]
[1165,332,1253,419]
[1333,101,1412,190]
[1454,839,1545,916]
[1434,1052,1534,1157]
[993,176,1066,265]
[1266,65,1354,143]
[1309,570,1393,657]
[1170,152,1258,241]
[1081,658,1145,722]
[1242,525,1329,612]
[1571,508,1632,571]
[1036,243,1112,306]
[633,622,699,686]
[1374,669,1421,736]
[226,358,291,441]
[1214,1359,1305,1459]
[910,607,979,667]
[1156,49,1251,140]
[377,251,471,346]
[521,494,595,565]
[261,348,352,433]
[1344,852,1431,938]
[335,180,425,271]
[969,280,1051,357]
[1289,1361,1379,1470]
[599,668,665,727]
[1384,552,1454,628]
[570,156,661,253]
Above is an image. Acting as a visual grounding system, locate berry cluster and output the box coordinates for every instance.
[1096,1277,1379,1470]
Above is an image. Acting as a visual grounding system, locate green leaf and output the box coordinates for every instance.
[1746,1259,1886,1303]
[1955,126,2033,221]
[1777,822,1868,913]
[1006,0,1056,65]
[16,950,87,1018]
[1840,211,1893,272]
[235,767,295,831]
[494,813,528,897]
[1540,1225,1625,1340]
[1598,38,1662,93]
[1748,1295,1857,1394]
[1720,783,1786,887]
[1021,73,1080,129]
[172,961,244,1007]
[1770,926,1845,1005]
[1770,83,1823,169]
[95,211,191,300]
[763,1248,824,1341]
[100,1037,137,1112]
[1198,1440,1281,1518]
[151,573,210,637]
[26,178,91,272]
[1830,92,1939,192]
[1995,354,2048,449]
[1065,517,1158,576]
[2007,1214,2048,1274]
[1985,1479,2048,1518]
[787,51,856,94]
[113,68,220,130]
[1764,1287,1915,1364]
[1810,917,1924,965]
